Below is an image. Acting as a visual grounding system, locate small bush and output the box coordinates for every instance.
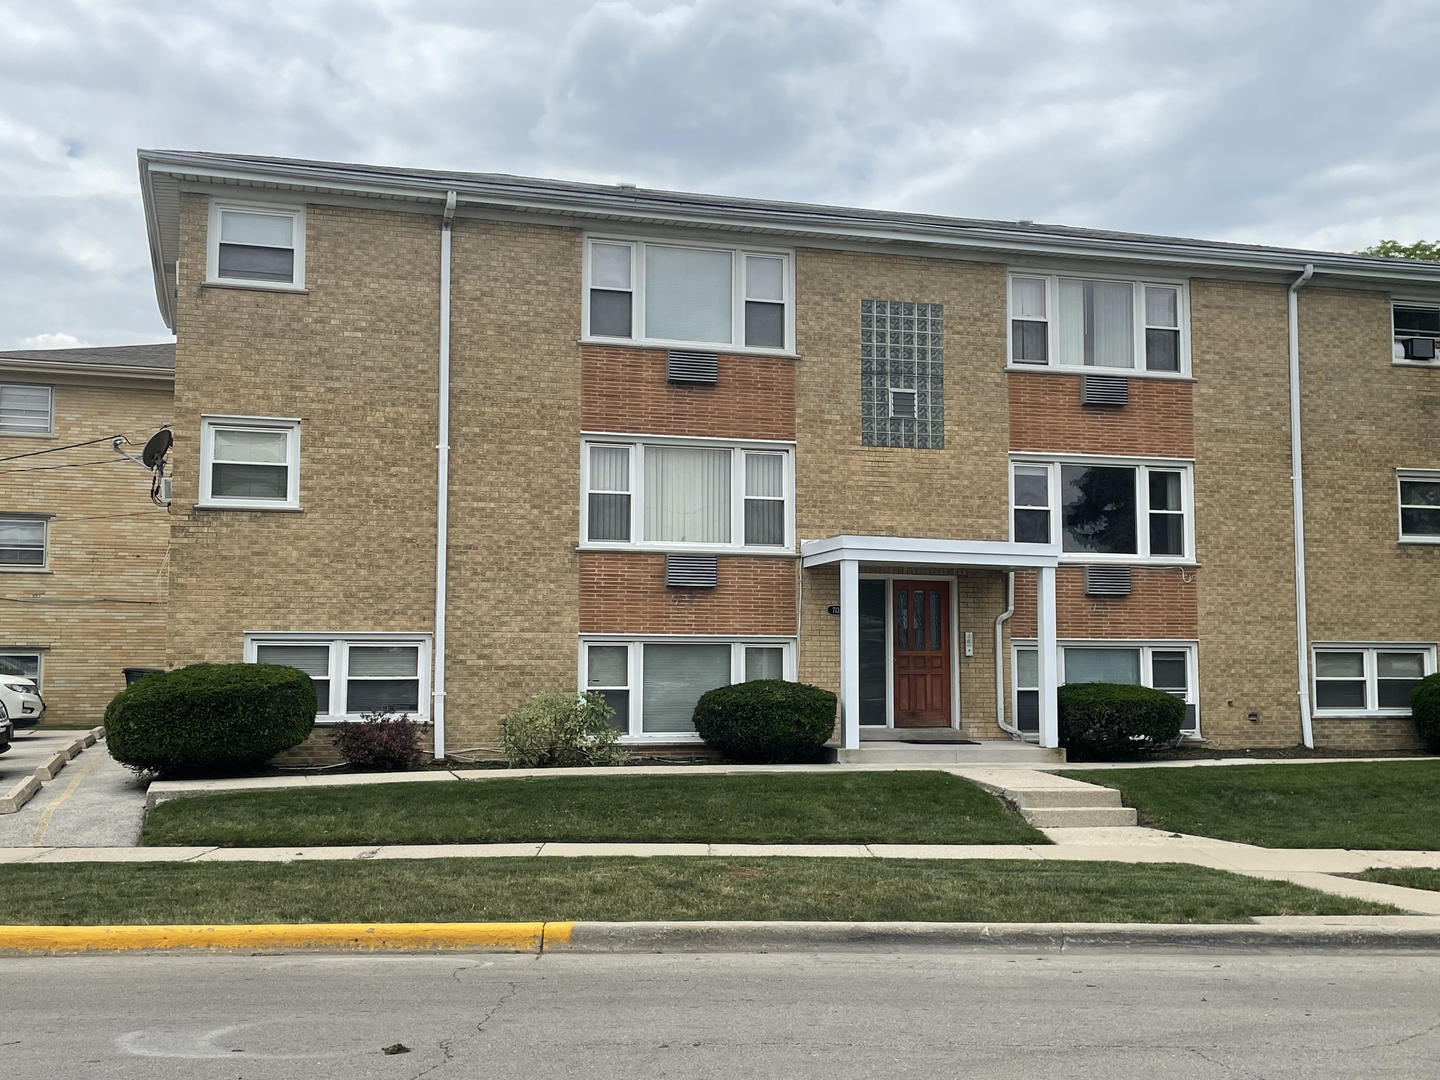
[333,710,429,771]
[693,680,837,764]
[1057,682,1184,761]
[105,663,316,777]
[1413,673,1440,753]
[500,691,629,768]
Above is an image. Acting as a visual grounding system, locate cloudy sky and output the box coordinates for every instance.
[2,0,1437,349]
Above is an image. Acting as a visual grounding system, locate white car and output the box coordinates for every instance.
[0,674,44,728]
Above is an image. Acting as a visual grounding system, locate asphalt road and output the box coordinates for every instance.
[5,950,1439,1078]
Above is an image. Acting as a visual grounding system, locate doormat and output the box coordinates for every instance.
[895,738,979,745]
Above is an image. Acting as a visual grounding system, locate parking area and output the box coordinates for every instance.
[0,730,148,847]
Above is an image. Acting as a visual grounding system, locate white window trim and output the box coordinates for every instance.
[206,200,307,291]
[1311,642,1436,718]
[580,434,796,554]
[578,635,796,742]
[1397,468,1440,544]
[1013,638,1201,737]
[0,383,54,437]
[243,632,431,723]
[0,514,49,572]
[581,234,797,356]
[1008,453,1196,565]
[198,415,302,511]
[1005,270,1192,378]
[1390,298,1440,368]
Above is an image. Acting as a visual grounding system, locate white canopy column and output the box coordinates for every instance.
[1035,564,1060,749]
[840,558,861,750]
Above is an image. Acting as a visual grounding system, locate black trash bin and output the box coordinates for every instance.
[123,667,163,686]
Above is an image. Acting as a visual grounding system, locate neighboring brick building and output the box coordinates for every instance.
[0,344,174,727]
[136,150,1440,760]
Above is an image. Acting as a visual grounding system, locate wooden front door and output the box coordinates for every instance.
[892,580,952,727]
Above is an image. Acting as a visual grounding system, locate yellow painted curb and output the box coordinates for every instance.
[0,921,574,955]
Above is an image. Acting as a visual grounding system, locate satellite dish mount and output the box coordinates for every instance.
[113,427,172,507]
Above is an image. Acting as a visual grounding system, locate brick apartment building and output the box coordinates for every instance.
[135,149,1439,761]
[0,344,173,726]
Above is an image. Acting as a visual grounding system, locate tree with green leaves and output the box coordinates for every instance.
[1356,240,1440,262]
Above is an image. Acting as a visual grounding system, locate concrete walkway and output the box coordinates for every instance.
[0,732,147,846]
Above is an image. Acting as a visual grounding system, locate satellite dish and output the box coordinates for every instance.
[141,428,172,470]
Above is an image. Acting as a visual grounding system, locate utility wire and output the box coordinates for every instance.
[0,595,164,606]
[0,458,132,476]
[0,434,130,465]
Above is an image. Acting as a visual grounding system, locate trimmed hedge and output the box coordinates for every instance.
[1413,673,1440,753]
[105,663,316,777]
[693,680,837,764]
[1057,682,1184,761]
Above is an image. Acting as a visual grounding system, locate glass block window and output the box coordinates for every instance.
[860,300,944,449]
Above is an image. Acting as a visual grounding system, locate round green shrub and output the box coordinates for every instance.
[1412,673,1440,753]
[105,663,317,777]
[693,680,837,764]
[1057,682,1184,761]
[499,690,629,768]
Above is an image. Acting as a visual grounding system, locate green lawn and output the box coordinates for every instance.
[141,771,1047,847]
[1357,868,1440,892]
[1060,761,1440,849]
[0,858,1392,925]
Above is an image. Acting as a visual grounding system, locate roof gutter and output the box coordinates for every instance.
[137,154,177,330]
[432,190,457,761]
[1288,263,1315,749]
[0,360,174,381]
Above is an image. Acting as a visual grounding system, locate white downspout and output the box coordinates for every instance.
[1288,263,1315,749]
[994,571,1019,738]
[432,190,456,759]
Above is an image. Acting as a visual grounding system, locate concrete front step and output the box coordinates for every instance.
[1007,786,1123,809]
[1020,806,1139,828]
[835,742,1066,765]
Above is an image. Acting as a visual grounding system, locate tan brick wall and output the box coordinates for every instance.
[1310,716,1424,752]
[1011,567,1198,639]
[1190,278,1302,748]
[0,372,171,726]
[580,554,796,634]
[582,344,795,440]
[1009,372,1194,456]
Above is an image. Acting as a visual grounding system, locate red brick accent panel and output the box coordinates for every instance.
[582,344,795,440]
[580,553,797,634]
[1010,567,1198,639]
[1008,372,1194,457]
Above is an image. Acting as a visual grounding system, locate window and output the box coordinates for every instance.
[246,635,429,720]
[0,517,46,569]
[0,384,53,434]
[0,651,41,690]
[1398,470,1440,541]
[207,203,304,287]
[1014,641,1199,735]
[1010,458,1192,561]
[1392,302,1440,363]
[862,299,946,450]
[1008,274,1188,374]
[199,416,300,509]
[584,237,793,352]
[1312,645,1435,715]
[582,438,793,551]
[581,639,795,737]
[888,388,916,419]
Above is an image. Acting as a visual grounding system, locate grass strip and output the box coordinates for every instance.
[141,771,1046,847]
[0,858,1393,925]
[1059,761,1440,849]
[1356,868,1440,893]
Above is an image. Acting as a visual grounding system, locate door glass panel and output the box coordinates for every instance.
[912,590,924,651]
[929,591,941,652]
[858,580,887,725]
[896,589,908,652]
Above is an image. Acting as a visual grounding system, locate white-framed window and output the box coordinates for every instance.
[1392,300,1440,365]
[0,650,42,691]
[581,436,794,552]
[1398,469,1440,542]
[199,416,301,510]
[1312,644,1435,716]
[1007,273,1189,375]
[0,384,53,435]
[1014,640,1200,736]
[583,236,794,353]
[207,201,305,288]
[0,516,47,569]
[1009,456,1193,562]
[244,634,430,721]
[580,637,796,738]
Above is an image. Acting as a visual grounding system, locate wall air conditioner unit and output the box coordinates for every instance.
[1402,336,1437,361]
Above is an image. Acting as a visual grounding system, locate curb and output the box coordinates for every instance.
[4,919,1440,956]
[0,774,41,814]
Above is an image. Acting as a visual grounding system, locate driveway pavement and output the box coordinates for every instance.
[0,730,146,846]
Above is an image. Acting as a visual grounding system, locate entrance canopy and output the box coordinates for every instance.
[800,536,1062,750]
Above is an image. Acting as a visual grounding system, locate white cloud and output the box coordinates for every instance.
[18,331,90,349]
